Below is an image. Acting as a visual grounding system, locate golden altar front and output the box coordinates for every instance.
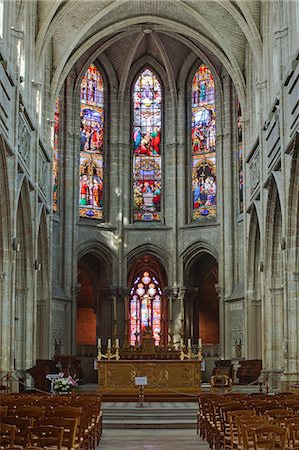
[97,327,202,398]
[97,359,201,397]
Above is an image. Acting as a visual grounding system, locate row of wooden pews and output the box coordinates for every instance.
[197,392,299,449]
[0,392,102,450]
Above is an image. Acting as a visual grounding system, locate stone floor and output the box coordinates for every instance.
[99,429,209,449]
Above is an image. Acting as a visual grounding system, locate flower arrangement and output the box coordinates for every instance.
[52,372,79,394]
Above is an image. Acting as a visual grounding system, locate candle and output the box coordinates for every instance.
[198,338,202,348]
[188,338,191,348]
[116,338,119,348]
[98,338,101,348]
[180,338,183,347]
[113,296,117,321]
[107,338,111,349]
[169,297,173,322]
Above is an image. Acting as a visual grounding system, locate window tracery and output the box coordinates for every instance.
[129,271,162,345]
[79,64,104,219]
[191,65,216,220]
[133,68,162,222]
[53,96,60,212]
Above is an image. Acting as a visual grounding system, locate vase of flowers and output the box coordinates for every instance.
[52,373,79,394]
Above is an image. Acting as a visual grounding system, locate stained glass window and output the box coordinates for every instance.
[53,96,60,212]
[191,65,216,220]
[133,68,162,222]
[129,271,162,345]
[79,64,104,219]
[237,99,243,213]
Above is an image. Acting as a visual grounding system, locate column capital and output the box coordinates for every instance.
[111,286,130,299]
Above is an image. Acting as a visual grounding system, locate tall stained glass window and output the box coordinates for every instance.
[129,271,162,345]
[53,96,60,212]
[237,99,243,213]
[132,68,162,222]
[191,65,216,220]
[79,64,104,219]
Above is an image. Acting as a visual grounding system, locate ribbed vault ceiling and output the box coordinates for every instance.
[36,0,262,102]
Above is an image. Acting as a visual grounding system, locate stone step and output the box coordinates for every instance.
[101,402,198,429]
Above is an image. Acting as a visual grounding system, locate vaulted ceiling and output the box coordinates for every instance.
[36,0,262,103]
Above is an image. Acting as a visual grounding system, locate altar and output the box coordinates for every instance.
[97,359,201,398]
[97,325,202,399]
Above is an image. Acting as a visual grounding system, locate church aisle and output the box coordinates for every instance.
[99,429,210,450]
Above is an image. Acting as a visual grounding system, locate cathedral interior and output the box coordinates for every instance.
[0,0,299,395]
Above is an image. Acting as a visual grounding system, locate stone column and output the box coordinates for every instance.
[97,287,114,348]
[112,287,130,345]
[281,271,299,390]
[163,287,179,346]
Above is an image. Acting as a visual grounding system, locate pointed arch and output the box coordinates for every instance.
[36,208,51,359]
[132,67,162,222]
[79,63,105,220]
[15,177,34,369]
[287,134,299,268]
[191,64,216,221]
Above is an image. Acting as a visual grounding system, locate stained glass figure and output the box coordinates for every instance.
[237,99,243,213]
[129,271,162,345]
[79,64,104,219]
[191,65,216,220]
[53,96,60,212]
[133,69,162,222]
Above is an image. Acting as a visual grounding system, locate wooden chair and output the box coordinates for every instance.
[39,418,78,450]
[13,406,46,420]
[1,417,34,447]
[0,423,16,448]
[51,406,84,449]
[252,425,287,449]
[225,410,256,450]
[0,405,8,418]
[28,425,64,450]
[238,417,271,450]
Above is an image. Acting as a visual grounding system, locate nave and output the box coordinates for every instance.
[99,429,209,450]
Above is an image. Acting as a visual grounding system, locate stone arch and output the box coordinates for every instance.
[182,241,219,369]
[247,204,262,359]
[36,208,51,359]
[264,175,284,380]
[50,17,246,107]
[0,136,12,374]
[76,240,115,370]
[15,177,34,370]
[127,243,171,284]
[127,253,168,346]
[287,134,299,270]
[181,240,219,277]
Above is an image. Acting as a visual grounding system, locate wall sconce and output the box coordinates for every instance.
[281,237,286,250]
[34,260,42,271]
[12,238,20,252]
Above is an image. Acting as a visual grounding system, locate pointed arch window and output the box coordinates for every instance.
[191,65,216,220]
[129,271,162,346]
[53,96,60,212]
[79,64,104,219]
[132,68,162,222]
[237,99,243,213]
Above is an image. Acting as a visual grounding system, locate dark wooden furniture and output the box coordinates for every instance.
[237,359,262,384]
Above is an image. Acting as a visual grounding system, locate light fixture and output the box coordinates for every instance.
[34,260,42,271]
[12,238,20,252]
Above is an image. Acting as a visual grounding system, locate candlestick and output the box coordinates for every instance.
[107,338,111,349]
[113,296,117,321]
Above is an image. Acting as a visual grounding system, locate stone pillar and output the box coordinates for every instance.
[97,287,114,348]
[281,271,299,390]
[112,287,130,345]
[163,286,179,346]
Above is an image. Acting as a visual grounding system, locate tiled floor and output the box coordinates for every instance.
[99,429,210,449]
